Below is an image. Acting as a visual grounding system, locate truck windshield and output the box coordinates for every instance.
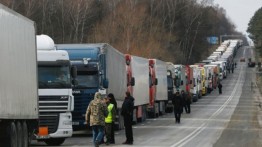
[75,71,99,88]
[38,65,71,89]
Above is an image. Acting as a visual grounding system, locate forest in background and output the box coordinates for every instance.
[248,6,262,57]
[1,0,246,64]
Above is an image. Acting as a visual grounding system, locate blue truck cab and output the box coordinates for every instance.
[56,44,108,131]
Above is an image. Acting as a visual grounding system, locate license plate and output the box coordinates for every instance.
[72,121,79,125]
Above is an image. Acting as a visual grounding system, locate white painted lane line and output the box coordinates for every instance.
[170,123,206,147]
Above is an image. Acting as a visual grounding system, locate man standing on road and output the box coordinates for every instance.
[218,82,223,94]
[184,91,191,113]
[86,92,108,147]
[104,95,116,145]
[231,64,234,73]
[181,90,186,113]
[108,93,117,144]
[227,65,230,74]
[172,91,183,123]
[121,91,134,145]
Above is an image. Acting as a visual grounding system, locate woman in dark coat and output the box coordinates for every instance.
[218,83,223,94]
[172,91,183,123]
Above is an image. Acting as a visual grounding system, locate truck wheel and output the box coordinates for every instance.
[9,122,18,147]
[44,138,66,146]
[16,121,23,147]
[22,121,28,147]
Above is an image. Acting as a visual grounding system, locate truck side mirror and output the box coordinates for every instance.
[72,79,78,86]
[190,80,192,84]
[131,77,135,86]
[103,79,109,88]
[181,81,183,85]
[155,78,158,85]
[71,66,77,78]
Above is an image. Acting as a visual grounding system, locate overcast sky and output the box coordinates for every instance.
[214,0,262,35]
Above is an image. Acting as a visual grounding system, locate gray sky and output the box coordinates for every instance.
[214,0,262,35]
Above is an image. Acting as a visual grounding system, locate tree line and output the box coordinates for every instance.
[1,0,243,64]
[248,7,262,56]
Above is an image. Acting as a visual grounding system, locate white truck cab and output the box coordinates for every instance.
[36,35,76,146]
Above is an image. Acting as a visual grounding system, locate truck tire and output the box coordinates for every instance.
[9,122,18,147]
[44,138,65,146]
[16,121,23,147]
[22,121,28,147]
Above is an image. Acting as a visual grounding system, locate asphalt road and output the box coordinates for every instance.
[32,46,262,147]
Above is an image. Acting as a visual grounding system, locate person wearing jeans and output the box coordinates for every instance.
[92,125,105,146]
[86,92,108,147]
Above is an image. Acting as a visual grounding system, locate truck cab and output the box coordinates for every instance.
[190,65,201,101]
[198,67,206,96]
[185,65,193,96]
[36,35,76,145]
[56,44,108,131]
[126,55,149,123]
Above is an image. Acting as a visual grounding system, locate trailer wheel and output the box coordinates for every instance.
[9,122,18,147]
[16,121,23,147]
[22,121,28,147]
[44,138,65,146]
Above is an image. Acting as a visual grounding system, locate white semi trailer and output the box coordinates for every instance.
[154,59,168,116]
[0,4,38,147]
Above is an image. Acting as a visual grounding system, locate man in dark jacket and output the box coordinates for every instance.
[184,91,191,113]
[121,91,134,145]
[172,91,183,123]
[218,82,223,94]
[181,90,186,113]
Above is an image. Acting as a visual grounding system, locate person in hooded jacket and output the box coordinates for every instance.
[121,91,134,145]
[86,92,108,147]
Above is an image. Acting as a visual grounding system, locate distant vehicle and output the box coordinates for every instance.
[248,58,256,67]
[240,57,245,62]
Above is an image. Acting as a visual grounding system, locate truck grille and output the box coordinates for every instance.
[73,95,93,121]
[39,96,69,112]
[38,96,69,134]
[39,113,59,134]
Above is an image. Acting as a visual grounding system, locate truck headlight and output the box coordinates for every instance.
[63,121,72,125]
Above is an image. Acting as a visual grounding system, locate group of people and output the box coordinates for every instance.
[172,79,225,123]
[227,62,237,73]
[172,90,192,123]
[85,91,134,147]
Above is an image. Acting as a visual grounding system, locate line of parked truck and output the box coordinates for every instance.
[0,4,243,147]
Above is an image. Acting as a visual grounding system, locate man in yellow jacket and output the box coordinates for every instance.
[104,95,116,145]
